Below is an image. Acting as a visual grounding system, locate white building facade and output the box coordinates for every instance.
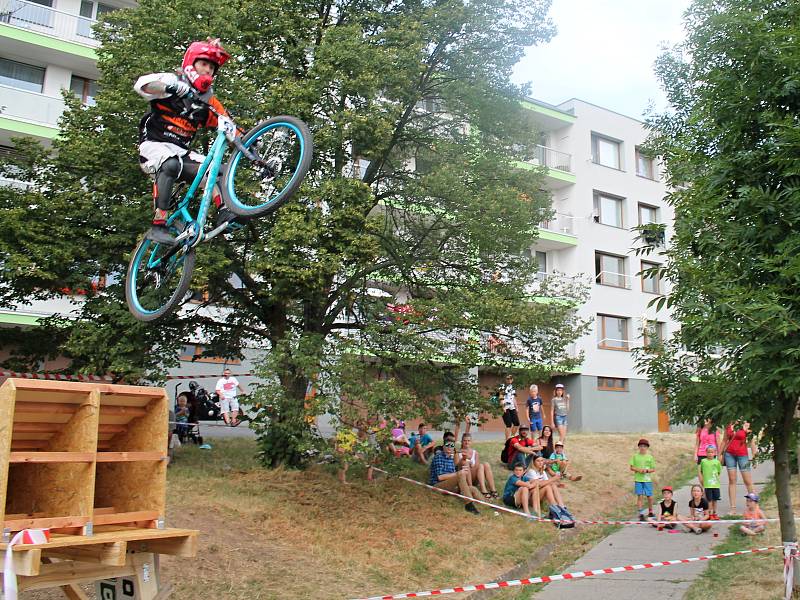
[520,97,674,432]
[0,7,675,430]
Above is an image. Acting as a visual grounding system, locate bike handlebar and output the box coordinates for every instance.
[184,91,261,163]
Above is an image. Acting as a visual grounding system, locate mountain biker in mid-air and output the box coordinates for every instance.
[134,37,239,245]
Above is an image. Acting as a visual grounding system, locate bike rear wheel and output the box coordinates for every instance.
[220,116,313,219]
[125,238,196,322]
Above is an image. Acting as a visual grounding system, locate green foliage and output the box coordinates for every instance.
[636,0,800,544]
[0,0,590,465]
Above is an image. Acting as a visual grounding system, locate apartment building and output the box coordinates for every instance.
[0,6,674,430]
[509,97,674,433]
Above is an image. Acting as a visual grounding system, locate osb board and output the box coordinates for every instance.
[6,462,95,517]
[0,381,15,523]
[101,397,168,453]
[94,461,166,515]
[45,389,99,453]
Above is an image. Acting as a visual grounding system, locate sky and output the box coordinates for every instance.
[513,0,692,120]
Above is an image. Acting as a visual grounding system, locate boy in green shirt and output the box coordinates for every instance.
[629,438,656,521]
[698,444,722,519]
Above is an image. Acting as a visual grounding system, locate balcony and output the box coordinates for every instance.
[0,0,100,56]
[0,84,65,131]
[536,213,577,250]
[533,145,572,173]
[595,271,632,289]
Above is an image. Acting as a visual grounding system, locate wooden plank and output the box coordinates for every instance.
[92,510,160,526]
[9,452,95,463]
[61,583,92,600]
[0,380,17,524]
[13,422,64,433]
[43,541,127,566]
[98,424,128,433]
[93,506,117,515]
[10,440,48,450]
[95,452,166,462]
[14,401,80,415]
[4,515,91,531]
[130,552,160,600]
[128,534,197,557]
[99,405,148,417]
[2,528,198,551]
[17,561,136,591]
[0,547,41,576]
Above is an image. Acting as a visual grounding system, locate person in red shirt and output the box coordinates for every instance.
[720,421,757,512]
[506,426,541,470]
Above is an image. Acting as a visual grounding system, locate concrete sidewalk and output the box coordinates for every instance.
[534,460,773,600]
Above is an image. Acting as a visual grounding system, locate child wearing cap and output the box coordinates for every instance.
[547,441,582,482]
[698,444,722,519]
[740,492,766,536]
[630,438,656,521]
[655,486,678,530]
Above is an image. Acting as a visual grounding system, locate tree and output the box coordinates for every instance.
[0,0,589,466]
[636,0,800,584]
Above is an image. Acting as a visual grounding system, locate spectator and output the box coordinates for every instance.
[538,425,555,462]
[409,423,435,464]
[337,419,376,484]
[655,486,678,530]
[502,463,538,516]
[526,455,574,521]
[460,433,498,499]
[630,438,656,521]
[720,421,757,513]
[698,445,722,519]
[389,421,410,457]
[175,393,191,441]
[526,384,544,438]
[501,374,520,439]
[506,426,541,470]
[432,431,456,456]
[740,492,766,536]
[550,383,570,441]
[695,418,719,486]
[685,484,713,534]
[429,440,483,514]
[215,368,245,426]
[547,441,582,482]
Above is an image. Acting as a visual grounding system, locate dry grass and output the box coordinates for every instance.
[21,432,694,599]
[685,478,798,600]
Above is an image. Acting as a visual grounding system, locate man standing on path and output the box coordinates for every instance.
[215,368,245,426]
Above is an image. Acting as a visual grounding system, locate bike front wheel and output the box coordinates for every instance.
[125,238,196,322]
[220,116,313,219]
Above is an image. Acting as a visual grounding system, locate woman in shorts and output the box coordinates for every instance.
[720,421,756,512]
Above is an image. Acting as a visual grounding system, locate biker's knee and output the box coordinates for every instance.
[158,156,182,181]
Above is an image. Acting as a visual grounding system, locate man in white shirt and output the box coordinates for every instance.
[215,368,246,426]
[501,374,519,439]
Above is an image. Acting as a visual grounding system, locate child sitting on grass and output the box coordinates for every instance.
[547,441,582,482]
[740,492,766,536]
[503,463,540,517]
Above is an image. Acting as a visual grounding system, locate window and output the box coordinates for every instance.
[595,251,628,288]
[593,191,624,228]
[77,1,114,37]
[638,203,659,225]
[597,314,629,350]
[640,260,661,294]
[598,377,629,391]
[179,343,241,364]
[0,58,45,93]
[591,133,622,169]
[636,147,656,179]
[535,250,547,280]
[643,321,665,348]
[70,75,98,106]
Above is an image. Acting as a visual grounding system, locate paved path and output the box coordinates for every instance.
[534,460,773,600]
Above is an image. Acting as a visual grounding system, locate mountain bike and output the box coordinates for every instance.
[125,100,313,322]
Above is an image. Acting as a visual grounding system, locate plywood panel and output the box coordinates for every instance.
[0,380,16,524]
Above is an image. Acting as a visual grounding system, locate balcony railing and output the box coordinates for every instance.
[0,84,66,127]
[595,271,631,289]
[532,145,572,173]
[0,0,100,47]
[538,212,574,235]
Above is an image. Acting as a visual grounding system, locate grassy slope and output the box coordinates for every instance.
[157,433,693,600]
[685,477,797,600]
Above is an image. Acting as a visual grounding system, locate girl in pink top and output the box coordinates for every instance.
[695,418,719,465]
[721,421,757,512]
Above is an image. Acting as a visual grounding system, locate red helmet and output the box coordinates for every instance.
[182,38,231,93]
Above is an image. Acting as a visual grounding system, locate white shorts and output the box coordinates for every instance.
[139,141,205,175]
[220,396,239,414]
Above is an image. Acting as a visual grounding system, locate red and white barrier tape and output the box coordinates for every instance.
[0,370,111,382]
[352,545,784,600]
[373,467,777,526]
[3,528,50,600]
[166,372,254,380]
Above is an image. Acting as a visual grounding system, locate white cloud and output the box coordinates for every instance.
[513,0,692,119]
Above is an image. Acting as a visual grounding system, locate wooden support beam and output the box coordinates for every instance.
[93,507,117,515]
[98,424,128,433]
[61,583,91,600]
[9,452,95,463]
[0,547,41,576]
[92,511,160,526]
[4,515,90,531]
[95,452,166,462]
[43,541,127,566]
[128,534,197,557]
[14,401,79,415]
[17,561,136,591]
[12,423,63,433]
[10,440,48,450]
[99,405,147,417]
